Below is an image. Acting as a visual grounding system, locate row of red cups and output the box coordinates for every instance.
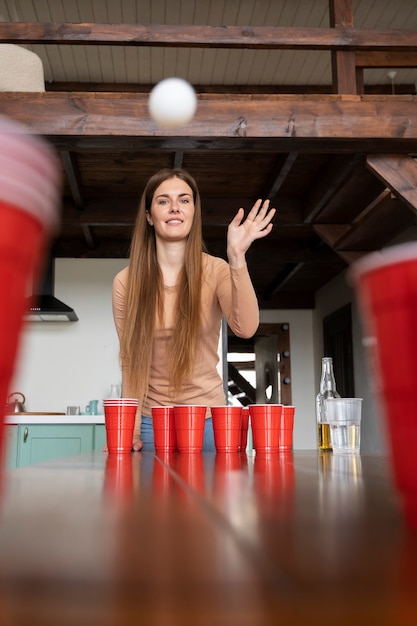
[103,400,295,455]
[151,403,295,455]
[152,405,245,454]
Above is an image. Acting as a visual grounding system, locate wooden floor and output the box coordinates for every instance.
[0,450,416,625]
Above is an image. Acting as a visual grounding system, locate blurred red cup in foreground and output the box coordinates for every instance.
[350,242,417,528]
[0,115,61,461]
[249,404,282,454]
[211,405,242,453]
[104,399,138,454]
[152,406,177,454]
[280,405,295,450]
[174,405,206,453]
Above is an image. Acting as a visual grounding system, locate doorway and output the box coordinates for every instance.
[323,304,354,397]
[227,323,292,406]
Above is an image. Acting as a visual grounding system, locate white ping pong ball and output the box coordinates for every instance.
[148,78,197,129]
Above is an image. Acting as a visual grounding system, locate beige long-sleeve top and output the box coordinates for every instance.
[112,253,259,417]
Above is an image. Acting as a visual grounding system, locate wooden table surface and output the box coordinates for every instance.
[0,450,416,625]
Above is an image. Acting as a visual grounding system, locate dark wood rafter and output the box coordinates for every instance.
[356,51,417,68]
[265,153,299,199]
[60,151,84,209]
[0,21,416,51]
[329,0,357,95]
[366,155,417,213]
[303,154,365,223]
[264,262,308,297]
[313,188,394,256]
[173,152,184,169]
[44,81,415,95]
[1,93,417,144]
[80,224,96,250]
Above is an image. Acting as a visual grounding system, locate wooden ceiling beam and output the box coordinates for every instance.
[2,93,417,146]
[45,82,416,95]
[262,239,335,298]
[356,51,417,68]
[312,185,416,263]
[173,152,184,168]
[263,263,306,297]
[1,22,417,52]
[60,151,84,209]
[329,0,357,94]
[366,155,417,213]
[303,153,364,223]
[80,224,96,249]
[312,189,392,257]
[264,152,299,199]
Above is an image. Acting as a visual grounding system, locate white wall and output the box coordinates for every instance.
[10,259,127,414]
[9,258,319,449]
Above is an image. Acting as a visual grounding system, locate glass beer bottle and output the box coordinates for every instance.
[316,357,340,452]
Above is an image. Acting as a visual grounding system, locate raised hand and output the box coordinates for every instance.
[227,199,276,267]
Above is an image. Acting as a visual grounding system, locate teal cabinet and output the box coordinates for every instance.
[2,425,19,470]
[17,424,94,468]
[93,424,107,451]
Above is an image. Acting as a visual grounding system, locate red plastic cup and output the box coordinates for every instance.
[350,243,417,528]
[0,116,61,460]
[240,407,249,452]
[104,401,137,454]
[211,406,242,453]
[152,406,177,453]
[280,405,295,450]
[174,405,206,453]
[249,404,282,454]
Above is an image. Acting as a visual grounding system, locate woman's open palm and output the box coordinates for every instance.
[227,199,276,261]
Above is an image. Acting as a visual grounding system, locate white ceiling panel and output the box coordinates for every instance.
[0,0,416,89]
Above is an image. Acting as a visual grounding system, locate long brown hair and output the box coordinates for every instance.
[120,168,204,404]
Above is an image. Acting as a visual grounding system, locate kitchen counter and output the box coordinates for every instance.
[5,413,105,424]
[0,450,415,625]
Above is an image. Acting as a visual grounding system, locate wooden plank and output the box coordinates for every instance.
[0,22,417,51]
[313,223,352,247]
[356,51,417,68]
[329,0,357,94]
[264,152,299,198]
[44,82,414,95]
[304,154,364,222]
[366,155,417,213]
[331,50,357,94]
[2,93,417,145]
[60,151,84,208]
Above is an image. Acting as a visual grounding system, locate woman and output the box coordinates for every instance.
[112,168,275,451]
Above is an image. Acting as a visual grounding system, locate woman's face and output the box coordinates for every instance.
[146,176,195,242]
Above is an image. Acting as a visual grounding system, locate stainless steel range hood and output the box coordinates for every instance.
[25,256,78,322]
